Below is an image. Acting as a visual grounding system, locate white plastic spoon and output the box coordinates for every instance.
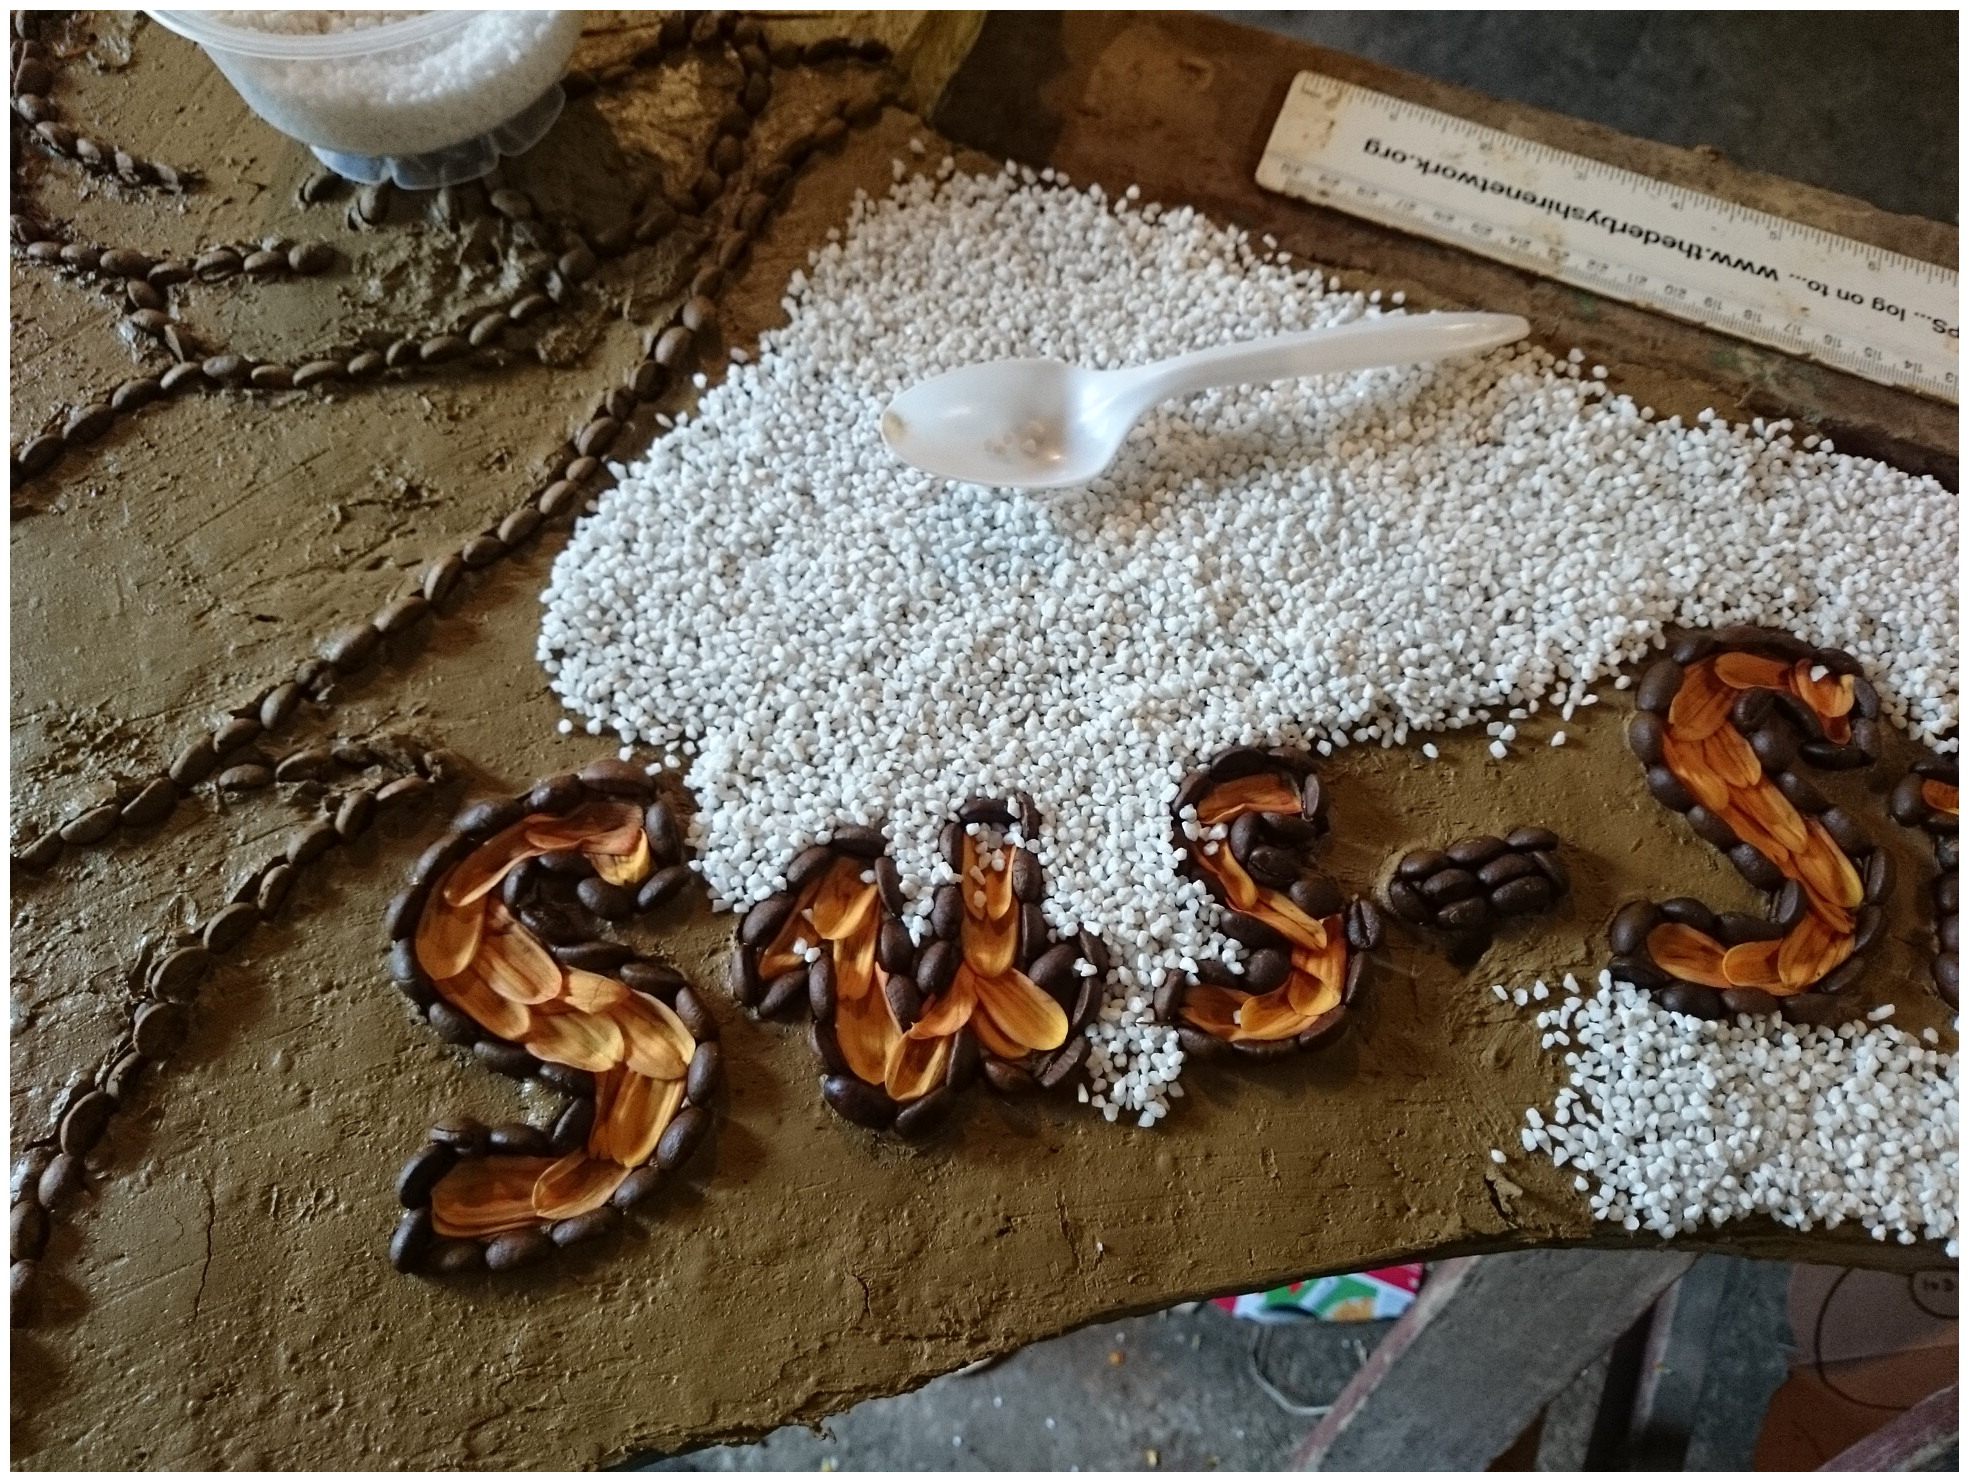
[879,311,1530,490]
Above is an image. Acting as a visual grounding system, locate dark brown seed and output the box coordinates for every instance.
[256,863,297,919]
[879,972,922,1031]
[577,757,650,798]
[1446,835,1506,869]
[655,1105,710,1171]
[1889,772,1931,826]
[1477,852,1539,890]
[1812,957,1869,999]
[1645,765,1696,813]
[1436,897,1491,933]
[606,1164,660,1210]
[332,788,376,842]
[106,1053,147,1103]
[739,893,795,951]
[416,554,465,608]
[456,531,503,568]
[893,1087,953,1139]
[119,777,177,829]
[1635,658,1684,714]
[475,1039,539,1080]
[508,290,553,323]
[1028,943,1079,996]
[1852,904,1884,954]
[876,917,914,976]
[1019,903,1050,960]
[345,350,386,379]
[426,1000,476,1045]
[11,1203,49,1263]
[1077,931,1111,974]
[430,1239,484,1274]
[1607,901,1662,956]
[396,1144,454,1207]
[1420,868,1480,905]
[679,1041,722,1105]
[574,417,619,458]
[1818,807,1869,856]
[673,985,717,1042]
[757,968,806,1019]
[1683,806,1738,852]
[1244,845,1299,889]
[1490,874,1555,916]
[1386,879,1432,926]
[318,622,380,673]
[16,432,63,473]
[871,854,906,914]
[614,960,680,999]
[917,940,959,997]
[389,1208,433,1272]
[679,294,718,334]
[53,800,117,847]
[652,325,694,368]
[484,1229,553,1272]
[465,309,508,349]
[1289,875,1343,920]
[1659,896,1719,931]
[1660,983,1725,1020]
[1344,898,1383,951]
[110,376,161,412]
[1243,947,1290,993]
[130,1000,191,1059]
[286,817,338,866]
[822,1074,895,1128]
[125,280,166,313]
[830,824,886,858]
[1725,845,1782,892]
[36,1154,80,1208]
[1775,769,1829,816]
[419,334,469,365]
[216,764,273,793]
[1008,849,1045,904]
[201,353,250,384]
[931,884,965,941]
[62,403,113,444]
[58,1090,115,1156]
[635,864,694,912]
[550,1206,619,1247]
[194,247,243,280]
[1397,848,1447,882]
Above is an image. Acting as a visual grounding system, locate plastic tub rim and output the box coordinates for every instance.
[145,9,478,61]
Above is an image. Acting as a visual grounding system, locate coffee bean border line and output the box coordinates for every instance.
[1607,627,1901,1022]
[9,18,897,496]
[9,755,445,1326]
[1889,757,1960,1007]
[734,795,1101,1138]
[1161,748,1381,1060]
[10,12,200,195]
[384,758,719,1277]
[9,47,905,869]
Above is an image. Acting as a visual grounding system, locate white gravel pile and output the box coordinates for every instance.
[539,162,1958,1124]
[1514,974,1957,1253]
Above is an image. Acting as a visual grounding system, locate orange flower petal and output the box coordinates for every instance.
[1666,662,1734,739]
[836,978,901,1085]
[476,924,564,1005]
[1734,780,1809,853]
[1196,774,1300,825]
[1286,968,1343,1020]
[590,1068,685,1167]
[1179,983,1245,1038]
[1714,652,1792,690]
[430,1155,557,1238]
[440,961,534,1041]
[970,1008,1029,1060]
[1921,779,1958,817]
[415,890,486,981]
[1700,726,1761,789]
[909,964,978,1040]
[524,800,642,852]
[883,1030,951,1102]
[531,1151,630,1221]
[587,832,652,888]
[974,968,1069,1053]
[1647,922,1732,989]
[1721,938,1782,989]
[1795,820,1864,909]
[526,1009,625,1073]
[810,858,877,940]
[442,819,551,906]
[1660,731,1731,812]
[1203,848,1262,912]
[1777,913,1845,992]
[612,992,694,1078]
[963,908,1018,978]
[561,968,629,1014]
[1232,987,1313,1042]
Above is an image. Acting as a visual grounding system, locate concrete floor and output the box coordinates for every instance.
[635,12,1951,1470]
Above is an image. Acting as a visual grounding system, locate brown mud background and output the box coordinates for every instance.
[9,11,1953,1469]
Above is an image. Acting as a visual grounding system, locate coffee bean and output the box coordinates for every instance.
[216,763,273,794]
[1345,898,1383,951]
[1385,879,1432,926]
[821,1074,894,1129]
[287,817,339,866]
[1446,835,1506,869]
[603,1164,660,1211]
[256,862,297,919]
[11,1152,52,1207]
[550,1206,619,1248]
[36,1154,80,1209]
[1607,901,1661,956]
[1659,896,1718,932]
[1243,845,1299,890]
[917,940,959,998]
[1818,807,1869,856]
[674,985,718,1042]
[423,999,473,1045]
[1243,947,1290,993]
[110,375,162,413]
[61,402,113,444]
[1534,846,1570,893]
[741,71,771,113]
[1812,957,1869,999]
[475,1039,538,1079]
[756,967,805,1019]
[1633,658,1683,714]
[193,247,242,280]
[652,325,694,369]
[655,1105,710,1171]
[103,1053,145,1104]
[1490,874,1555,916]
[829,824,886,859]
[1476,853,1537,891]
[1719,987,1779,1019]
[321,622,382,674]
[485,1228,553,1272]
[109,776,176,833]
[1436,896,1491,933]
[573,757,648,800]
[125,278,166,313]
[151,944,212,998]
[343,349,385,380]
[1420,868,1480,905]
[1645,765,1696,813]
[387,1208,433,1272]
[1933,952,1959,1003]
[416,334,468,366]
[58,1090,114,1156]
[462,309,509,350]
[16,432,63,473]
[1727,844,1784,892]
[11,1203,49,1263]
[1660,983,1725,1020]
[889,1087,952,1140]
[1288,876,1343,921]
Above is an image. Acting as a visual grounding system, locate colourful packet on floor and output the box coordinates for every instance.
[1212,1264,1424,1323]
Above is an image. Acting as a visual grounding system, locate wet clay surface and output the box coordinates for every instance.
[9,12,1954,1471]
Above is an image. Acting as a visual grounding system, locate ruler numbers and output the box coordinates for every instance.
[1257,73,1959,402]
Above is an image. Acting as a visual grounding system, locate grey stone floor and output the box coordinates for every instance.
[1225,10,1958,223]
[636,12,1949,1470]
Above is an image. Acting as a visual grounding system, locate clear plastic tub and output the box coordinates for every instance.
[146,10,584,188]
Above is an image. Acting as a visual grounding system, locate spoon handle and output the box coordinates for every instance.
[1126,312,1529,406]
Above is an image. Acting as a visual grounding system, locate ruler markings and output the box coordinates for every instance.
[1257,72,1959,402]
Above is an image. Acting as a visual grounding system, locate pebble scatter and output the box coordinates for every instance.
[540,162,1958,1125]
[1511,973,1957,1252]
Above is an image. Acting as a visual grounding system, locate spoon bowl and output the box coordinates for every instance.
[880,311,1531,490]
